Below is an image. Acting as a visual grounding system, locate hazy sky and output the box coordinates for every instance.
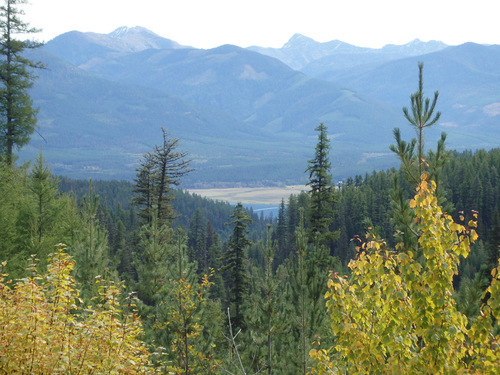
[26,0,500,49]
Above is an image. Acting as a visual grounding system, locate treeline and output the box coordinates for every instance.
[55,147,500,279]
[2,141,498,373]
[58,147,500,281]
[0,4,499,368]
[3,147,499,372]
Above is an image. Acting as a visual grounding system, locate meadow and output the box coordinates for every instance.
[188,185,307,205]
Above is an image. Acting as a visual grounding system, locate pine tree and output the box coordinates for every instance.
[187,208,208,273]
[244,226,287,373]
[167,229,220,374]
[0,0,44,165]
[133,211,173,308]
[486,209,500,282]
[286,209,341,374]
[131,210,175,356]
[389,62,450,251]
[71,180,116,302]
[305,123,338,246]
[27,154,58,244]
[17,154,78,271]
[113,218,134,283]
[205,220,225,300]
[273,198,288,267]
[0,161,25,273]
[133,127,192,225]
[0,157,78,277]
[224,202,252,329]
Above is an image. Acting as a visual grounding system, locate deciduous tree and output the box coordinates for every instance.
[0,245,162,373]
[310,175,500,374]
[167,231,220,374]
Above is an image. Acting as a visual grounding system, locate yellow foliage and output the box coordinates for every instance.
[168,270,220,374]
[309,175,499,374]
[0,245,167,374]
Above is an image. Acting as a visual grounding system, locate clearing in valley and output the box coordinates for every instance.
[187,185,307,205]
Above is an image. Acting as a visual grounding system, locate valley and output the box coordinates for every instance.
[19,27,500,187]
[187,184,307,205]
[2,13,500,372]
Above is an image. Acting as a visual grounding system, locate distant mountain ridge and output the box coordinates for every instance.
[74,42,399,137]
[43,26,189,67]
[21,27,500,186]
[248,34,448,71]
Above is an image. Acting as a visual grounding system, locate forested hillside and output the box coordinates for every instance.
[55,147,500,283]
[2,141,500,373]
[1,2,500,373]
[20,27,500,185]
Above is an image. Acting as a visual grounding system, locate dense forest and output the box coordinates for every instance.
[2,128,500,373]
[1,1,500,373]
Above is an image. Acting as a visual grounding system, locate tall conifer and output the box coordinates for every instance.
[224,202,252,329]
[389,62,450,251]
[0,0,44,164]
[72,181,117,302]
[305,123,338,246]
[133,128,192,225]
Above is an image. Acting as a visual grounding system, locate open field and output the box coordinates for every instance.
[187,185,307,205]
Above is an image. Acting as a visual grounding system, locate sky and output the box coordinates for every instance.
[25,0,500,49]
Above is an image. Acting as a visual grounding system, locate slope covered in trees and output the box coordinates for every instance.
[2,142,500,373]
[0,6,499,369]
[26,28,500,185]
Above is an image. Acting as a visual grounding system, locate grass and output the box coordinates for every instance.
[187,185,307,205]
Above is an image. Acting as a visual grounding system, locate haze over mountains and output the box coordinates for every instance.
[22,26,500,186]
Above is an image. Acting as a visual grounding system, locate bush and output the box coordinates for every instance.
[0,245,167,374]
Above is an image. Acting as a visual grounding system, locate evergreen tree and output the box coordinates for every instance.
[273,198,288,267]
[132,210,175,354]
[133,211,173,308]
[133,127,192,225]
[17,154,78,271]
[205,220,225,301]
[390,62,442,185]
[167,229,221,374]
[224,202,252,329]
[27,154,58,245]
[0,156,79,277]
[133,220,222,370]
[305,123,338,245]
[244,226,287,373]
[285,210,341,374]
[113,218,134,283]
[71,180,116,302]
[486,209,500,282]
[0,0,44,165]
[0,161,25,274]
[389,62,449,251]
[284,192,308,259]
[187,208,208,273]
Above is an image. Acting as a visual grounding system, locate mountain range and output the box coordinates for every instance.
[248,33,448,72]
[20,27,500,186]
